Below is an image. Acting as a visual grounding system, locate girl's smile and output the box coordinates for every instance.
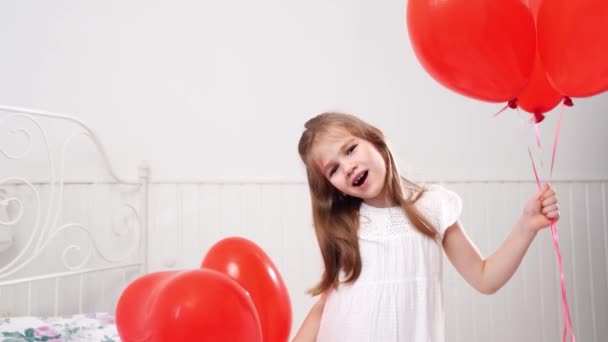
[312,129,391,207]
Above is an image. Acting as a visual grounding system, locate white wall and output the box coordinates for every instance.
[1,0,606,182]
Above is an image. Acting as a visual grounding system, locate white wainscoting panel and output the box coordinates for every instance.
[147,180,607,341]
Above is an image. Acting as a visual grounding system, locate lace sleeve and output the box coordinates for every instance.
[438,186,462,237]
[420,184,463,239]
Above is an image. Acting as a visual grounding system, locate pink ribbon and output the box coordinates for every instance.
[526,100,576,342]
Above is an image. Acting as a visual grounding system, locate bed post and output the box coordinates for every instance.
[138,162,150,275]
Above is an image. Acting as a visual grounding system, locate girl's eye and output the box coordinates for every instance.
[347,144,357,155]
[329,166,338,177]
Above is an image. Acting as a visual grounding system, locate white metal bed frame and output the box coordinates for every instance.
[0,105,149,317]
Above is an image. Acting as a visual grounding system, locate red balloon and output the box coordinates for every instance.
[537,0,608,97]
[523,0,541,18]
[202,237,292,342]
[516,0,564,122]
[116,271,179,342]
[517,54,564,123]
[149,269,263,342]
[407,0,536,102]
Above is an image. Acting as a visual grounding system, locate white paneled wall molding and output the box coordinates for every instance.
[148,179,607,342]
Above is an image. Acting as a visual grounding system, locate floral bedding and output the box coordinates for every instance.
[0,313,119,342]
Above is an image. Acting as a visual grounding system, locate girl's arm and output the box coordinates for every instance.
[442,183,559,294]
[291,292,328,342]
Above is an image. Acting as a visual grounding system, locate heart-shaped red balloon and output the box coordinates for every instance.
[148,269,263,342]
[202,237,292,342]
[115,271,179,342]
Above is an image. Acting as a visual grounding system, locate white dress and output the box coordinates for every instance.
[316,185,462,342]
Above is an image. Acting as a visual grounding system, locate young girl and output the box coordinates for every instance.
[292,112,560,342]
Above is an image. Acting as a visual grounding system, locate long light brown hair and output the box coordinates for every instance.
[298,112,439,296]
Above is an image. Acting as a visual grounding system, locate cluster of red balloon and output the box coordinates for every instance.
[116,237,292,342]
[407,0,608,122]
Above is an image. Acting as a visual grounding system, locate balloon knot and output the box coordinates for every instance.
[533,111,545,123]
[563,96,573,107]
[508,99,518,109]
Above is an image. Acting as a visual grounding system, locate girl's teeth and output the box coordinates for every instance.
[354,172,366,186]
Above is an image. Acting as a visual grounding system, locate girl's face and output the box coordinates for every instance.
[313,129,391,207]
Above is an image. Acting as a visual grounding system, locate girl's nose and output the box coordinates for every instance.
[346,162,357,177]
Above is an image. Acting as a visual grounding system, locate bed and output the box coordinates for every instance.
[0,105,149,341]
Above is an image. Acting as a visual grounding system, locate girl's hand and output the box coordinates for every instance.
[520,183,560,234]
